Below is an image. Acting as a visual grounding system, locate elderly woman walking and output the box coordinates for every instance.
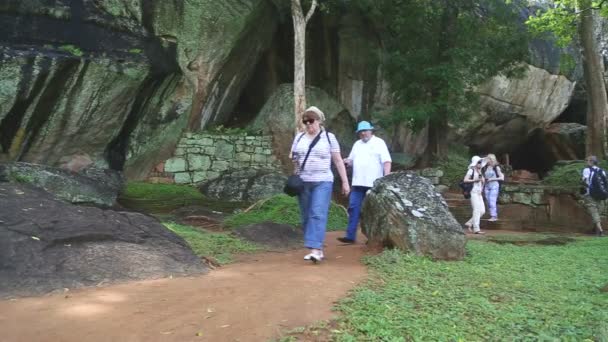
[290,106,350,262]
[483,154,504,221]
[463,156,486,234]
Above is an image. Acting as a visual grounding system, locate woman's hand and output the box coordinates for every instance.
[342,181,350,196]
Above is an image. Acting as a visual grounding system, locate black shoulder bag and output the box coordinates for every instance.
[284,131,322,196]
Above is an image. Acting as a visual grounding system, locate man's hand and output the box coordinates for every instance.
[344,159,352,167]
[342,181,350,196]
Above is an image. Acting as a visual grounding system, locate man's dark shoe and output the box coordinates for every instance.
[598,230,605,237]
[337,237,355,244]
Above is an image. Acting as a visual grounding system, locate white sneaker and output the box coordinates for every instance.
[304,252,314,260]
[488,217,498,222]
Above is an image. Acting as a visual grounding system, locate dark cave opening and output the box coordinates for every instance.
[509,128,556,178]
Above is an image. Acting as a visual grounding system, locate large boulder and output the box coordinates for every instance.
[361,172,466,260]
[0,183,206,298]
[200,168,287,202]
[461,63,576,155]
[1,162,123,207]
[251,84,357,169]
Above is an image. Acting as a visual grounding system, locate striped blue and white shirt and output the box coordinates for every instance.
[290,130,341,182]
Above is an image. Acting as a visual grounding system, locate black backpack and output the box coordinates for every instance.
[588,167,608,200]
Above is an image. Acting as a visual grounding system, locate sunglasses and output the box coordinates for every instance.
[302,118,316,125]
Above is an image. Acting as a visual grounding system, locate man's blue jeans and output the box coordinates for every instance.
[345,186,371,241]
[297,181,333,249]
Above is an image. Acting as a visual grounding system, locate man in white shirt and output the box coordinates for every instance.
[582,155,605,237]
[337,121,392,244]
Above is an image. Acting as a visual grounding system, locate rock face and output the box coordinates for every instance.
[0,183,206,298]
[1,162,123,207]
[200,169,287,202]
[542,123,586,160]
[462,64,576,155]
[0,0,279,180]
[251,84,357,169]
[361,172,466,260]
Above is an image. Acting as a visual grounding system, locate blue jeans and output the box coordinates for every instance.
[484,185,499,218]
[345,186,371,241]
[297,181,333,249]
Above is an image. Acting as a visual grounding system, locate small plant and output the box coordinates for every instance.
[12,174,34,184]
[434,146,471,188]
[128,48,142,54]
[58,44,83,57]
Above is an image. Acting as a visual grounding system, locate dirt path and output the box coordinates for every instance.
[0,231,368,342]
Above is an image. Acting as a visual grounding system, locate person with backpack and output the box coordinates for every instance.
[482,154,505,222]
[290,106,350,262]
[581,155,606,237]
[336,121,392,244]
[463,156,486,234]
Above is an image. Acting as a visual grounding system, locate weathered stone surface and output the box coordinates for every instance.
[187,155,211,171]
[361,172,466,260]
[461,64,576,154]
[0,183,206,298]
[200,169,287,202]
[251,84,357,170]
[233,222,302,249]
[165,157,187,173]
[1,162,123,207]
[542,123,587,161]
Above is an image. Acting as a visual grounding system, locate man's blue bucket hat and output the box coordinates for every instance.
[356,121,374,133]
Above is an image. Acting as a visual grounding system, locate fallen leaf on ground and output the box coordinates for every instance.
[220,325,230,328]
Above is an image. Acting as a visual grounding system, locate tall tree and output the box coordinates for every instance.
[292,0,318,130]
[353,0,529,163]
[527,0,608,157]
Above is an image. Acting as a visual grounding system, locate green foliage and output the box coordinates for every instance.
[354,0,529,130]
[333,237,608,340]
[11,174,34,184]
[223,194,347,231]
[526,0,608,47]
[434,147,471,187]
[122,181,205,201]
[542,160,608,186]
[128,48,143,54]
[164,222,258,264]
[58,44,84,57]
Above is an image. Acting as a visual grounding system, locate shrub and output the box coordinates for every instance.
[434,147,471,188]
[542,160,608,187]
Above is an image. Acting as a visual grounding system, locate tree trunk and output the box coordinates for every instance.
[422,1,457,164]
[291,0,317,132]
[578,0,608,158]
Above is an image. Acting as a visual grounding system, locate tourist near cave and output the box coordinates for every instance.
[0,1,606,341]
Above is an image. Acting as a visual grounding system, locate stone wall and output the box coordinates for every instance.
[160,133,280,185]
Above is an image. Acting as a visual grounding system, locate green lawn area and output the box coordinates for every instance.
[164,222,259,265]
[329,237,608,341]
[223,194,347,231]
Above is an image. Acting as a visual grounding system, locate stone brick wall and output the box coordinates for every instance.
[160,133,280,185]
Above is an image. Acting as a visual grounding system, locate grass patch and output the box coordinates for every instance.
[164,222,258,264]
[333,238,608,341]
[119,182,243,213]
[58,44,83,57]
[543,161,608,187]
[223,194,347,230]
[435,147,471,188]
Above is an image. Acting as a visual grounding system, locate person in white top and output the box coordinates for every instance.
[581,155,605,237]
[337,121,391,244]
[463,155,486,234]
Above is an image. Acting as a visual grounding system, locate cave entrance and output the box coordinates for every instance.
[509,128,556,178]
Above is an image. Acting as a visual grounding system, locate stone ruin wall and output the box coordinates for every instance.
[149,133,281,185]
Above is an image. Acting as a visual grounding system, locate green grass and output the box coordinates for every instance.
[332,238,608,341]
[543,161,608,187]
[223,194,347,230]
[164,222,258,264]
[122,182,205,201]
